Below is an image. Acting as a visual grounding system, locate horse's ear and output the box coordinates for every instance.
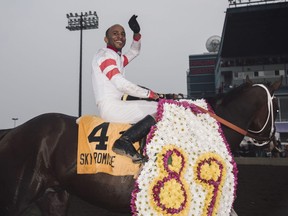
[271,76,282,91]
[245,75,252,84]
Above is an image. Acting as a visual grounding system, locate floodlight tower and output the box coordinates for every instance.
[66,11,99,117]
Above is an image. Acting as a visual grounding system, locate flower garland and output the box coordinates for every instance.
[131,99,238,216]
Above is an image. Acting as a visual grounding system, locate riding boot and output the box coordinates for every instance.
[112,115,156,164]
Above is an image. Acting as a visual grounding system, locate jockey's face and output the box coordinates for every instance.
[104,24,126,51]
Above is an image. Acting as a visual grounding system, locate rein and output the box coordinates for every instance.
[194,84,275,144]
[195,105,248,136]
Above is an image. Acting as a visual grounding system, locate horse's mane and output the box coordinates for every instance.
[221,82,252,104]
[205,82,252,110]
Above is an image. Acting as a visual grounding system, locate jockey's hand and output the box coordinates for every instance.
[154,93,160,101]
[128,15,140,34]
[158,93,185,100]
[148,91,159,101]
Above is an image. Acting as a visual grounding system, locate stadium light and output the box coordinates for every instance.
[66,11,99,117]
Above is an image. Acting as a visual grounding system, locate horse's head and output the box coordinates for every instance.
[246,76,282,144]
[209,76,282,154]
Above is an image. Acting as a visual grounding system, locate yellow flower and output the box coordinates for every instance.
[194,152,228,216]
[199,160,221,181]
[168,153,183,173]
[159,179,185,209]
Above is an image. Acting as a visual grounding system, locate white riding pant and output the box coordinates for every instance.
[97,99,158,124]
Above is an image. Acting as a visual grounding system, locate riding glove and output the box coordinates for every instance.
[128,15,140,34]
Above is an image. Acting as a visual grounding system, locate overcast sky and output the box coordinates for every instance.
[0,0,228,129]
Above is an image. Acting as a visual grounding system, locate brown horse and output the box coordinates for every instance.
[0,77,281,215]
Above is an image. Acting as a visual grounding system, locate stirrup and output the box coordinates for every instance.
[132,155,148,164]
[112,138,147,164]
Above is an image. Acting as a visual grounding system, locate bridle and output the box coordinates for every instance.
[247,84,275,146]
[194,84,276,145]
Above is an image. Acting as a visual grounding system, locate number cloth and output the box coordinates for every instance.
[76,115,141,177]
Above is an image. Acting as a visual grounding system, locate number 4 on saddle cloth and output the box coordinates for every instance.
[76,115,143,177]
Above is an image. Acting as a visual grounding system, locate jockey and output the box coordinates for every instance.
[91,15,158,163]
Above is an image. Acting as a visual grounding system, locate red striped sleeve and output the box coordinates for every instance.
[148,90,155,99]
[106,68,120,80]
[123,55,129,67]
[99,59,117,72]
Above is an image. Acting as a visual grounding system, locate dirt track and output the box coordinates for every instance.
[233,159,288,216]
[67,158,288,216]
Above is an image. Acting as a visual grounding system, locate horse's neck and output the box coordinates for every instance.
[213,99,260,153]
[216,90,263,130]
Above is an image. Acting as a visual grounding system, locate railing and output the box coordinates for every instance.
[228,0,287,7]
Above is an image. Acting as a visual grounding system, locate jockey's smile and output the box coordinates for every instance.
[105,24,126,51]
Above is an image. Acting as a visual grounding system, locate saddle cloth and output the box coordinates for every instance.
[76,115,141,177]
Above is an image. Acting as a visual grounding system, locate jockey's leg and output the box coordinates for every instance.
[112,115,156,163]
[139,136,146,155]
